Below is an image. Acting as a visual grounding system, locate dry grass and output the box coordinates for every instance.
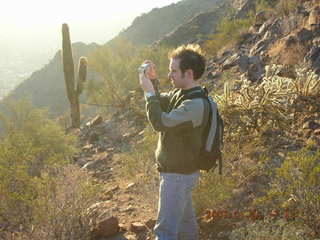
[0,164,103,240]
[268,39,308,67]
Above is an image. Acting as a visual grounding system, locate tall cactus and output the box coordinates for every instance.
[62,23,87,128]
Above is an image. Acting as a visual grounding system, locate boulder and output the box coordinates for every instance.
[91,216,119,238]
[297,28,313,42]
[247,55,265,82]
[130,222,147,233]
[305,46,320,73]
[303,121,320,130]
[145,219,157,230]
[309,6,320,29]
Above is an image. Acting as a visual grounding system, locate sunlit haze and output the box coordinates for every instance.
[1,0,181,44]
[0,0,181,95]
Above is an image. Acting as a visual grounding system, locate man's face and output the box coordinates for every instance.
[168,58,187,88]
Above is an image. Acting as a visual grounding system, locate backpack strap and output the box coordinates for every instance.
[206,96,218,151]
[172,87,208,110]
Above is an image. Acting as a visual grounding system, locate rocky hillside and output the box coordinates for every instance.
[154,2,229,47]
[119,0,224,45]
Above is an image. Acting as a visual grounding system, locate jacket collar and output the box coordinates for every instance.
[180,85,203,95]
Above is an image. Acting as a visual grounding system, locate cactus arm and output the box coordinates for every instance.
[76,57,88,95]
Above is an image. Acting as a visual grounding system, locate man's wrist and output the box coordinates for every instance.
[145,91,155,98]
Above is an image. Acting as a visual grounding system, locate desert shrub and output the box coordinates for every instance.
[0,99,102,239]
[193,170,235,215]
[254,145,320,236]
[29,164,102,240]
[204,13,255,57]
[215,65,320,146]
[230,217,314,240]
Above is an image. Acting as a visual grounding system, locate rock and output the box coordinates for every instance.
[297,28,313,42]
[305,46,320,73]
[250,39,268,56]
[302,115,316,123]
[255,10,266,25]
[222,53,240,70]
[119,223,127,232]
[238,55,250,72]
[126,182,136,190]
[217,50,233,64]
[125,235,136,240]
[303,121,320,130]
[314,129,320,136]
[145,219,156,230]
[121,205,135,212]
[130,222,147,233]
[247,55,265,82]
[87,115,103,128]
[268,18,282,36]
[309,6,320,30]
[82,143,93,151]
[258,18,275,35]
[76,157,91,167]
[81,158,105,170]
[313,36,320,45]
[92,216,119,238]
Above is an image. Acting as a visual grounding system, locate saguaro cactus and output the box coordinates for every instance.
[62,23,87,128]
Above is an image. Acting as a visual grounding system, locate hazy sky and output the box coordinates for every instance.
[1,0,181,46]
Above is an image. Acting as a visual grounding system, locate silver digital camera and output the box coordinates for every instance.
[138,63,151,75]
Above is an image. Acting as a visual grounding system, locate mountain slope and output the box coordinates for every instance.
[154,1,229,47]
[3,42,100,116]
[119,0,223,45]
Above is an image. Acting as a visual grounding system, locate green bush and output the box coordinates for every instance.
[0,99,102,239]
[230,217,314,240]
[254,145,320,236]
[204,13,255,57]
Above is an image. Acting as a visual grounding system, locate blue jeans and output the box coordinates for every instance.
[154,170,200,240]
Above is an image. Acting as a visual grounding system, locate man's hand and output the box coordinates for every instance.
[139,60,156,94]
[144,60,157,79]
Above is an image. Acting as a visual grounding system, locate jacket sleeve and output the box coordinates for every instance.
[145,96,205,132]
[151,79,171,111]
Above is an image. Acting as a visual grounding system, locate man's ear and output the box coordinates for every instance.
[185,69,194,80]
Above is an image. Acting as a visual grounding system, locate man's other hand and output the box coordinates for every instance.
[139,60,156,94]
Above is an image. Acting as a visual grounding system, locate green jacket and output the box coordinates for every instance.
[145,83,209,174]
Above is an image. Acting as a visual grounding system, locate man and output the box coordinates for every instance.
[139,44,208,240]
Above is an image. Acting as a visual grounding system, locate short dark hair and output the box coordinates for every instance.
[168,44,206,80]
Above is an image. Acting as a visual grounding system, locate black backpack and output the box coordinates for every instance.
[171,86,224,174]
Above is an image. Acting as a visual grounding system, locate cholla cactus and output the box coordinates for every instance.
[62,23,87,128]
